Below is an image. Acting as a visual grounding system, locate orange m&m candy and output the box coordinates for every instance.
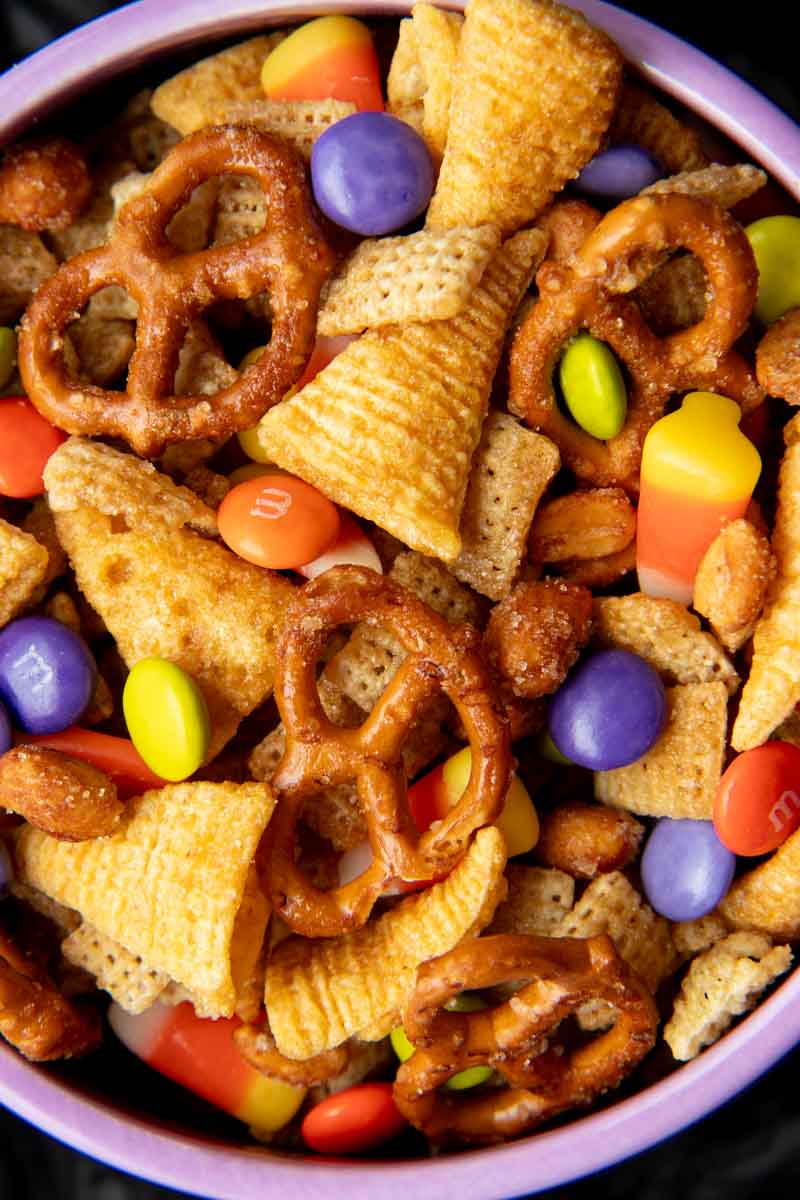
[217,473,339,570]
[714,741,800,856]
[0,397,66,498]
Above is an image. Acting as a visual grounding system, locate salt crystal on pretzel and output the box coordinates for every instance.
[426,0,623,235]
[451,412,560,601]
[44,439,294,758]
[388,4,463,164]
[317,225,501,336]
[487,864,575,937]
[664,932,792,1061]
[15,781,274,1018]
[257,229,544,561]
[0,518,49,629]
[756,308,800,406]
[0,226,57,324]
[732,415,800,750]
[556,871,676,995]
[593,594,739,695]
[693,518,775,653]
[719,824,800,940]
[61,924,170,1015]
[150,35,286,136]
[609,81,708,174]
[264,825,507,1059]
[219,98,357,160]
[595,683,728,820]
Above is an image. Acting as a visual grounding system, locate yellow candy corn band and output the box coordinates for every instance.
[261,15,372,93]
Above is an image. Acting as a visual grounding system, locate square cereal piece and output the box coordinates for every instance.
[556,870,676,993]
[451,412,560,600]
[487,864,575,936]
[0,518,49,628]
[593,594,739,695]
[218,98,356,160]
[594,683,729,820]
[0,226,57,324]
[150,35,285,135]
[643,163,766,209]
[664,932,792,1061]
[318,225,501,336]
[61,923,169,1014]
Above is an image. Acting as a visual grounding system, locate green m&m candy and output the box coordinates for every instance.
[390,993,493,1092]
[746,215,800,325]
[558,332,627,440]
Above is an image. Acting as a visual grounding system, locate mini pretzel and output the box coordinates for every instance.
[0,137,91,232]
[509,193,762,488]
[261,566,511,938]
[393,933,658,1144]
[18,125,335,458]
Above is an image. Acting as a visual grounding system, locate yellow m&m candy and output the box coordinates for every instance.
[122,658,210,782]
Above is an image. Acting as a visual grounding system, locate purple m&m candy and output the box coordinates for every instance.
[0,616,95,734]
[575,144,664,201]
[311,111,434,236]
[548,648,666,771]
[642,818,736,921]
[0,698,10,756]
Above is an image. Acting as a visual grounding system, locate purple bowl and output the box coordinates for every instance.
[2,3,800,1196]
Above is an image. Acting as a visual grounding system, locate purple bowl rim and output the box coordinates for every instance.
[1,1,800,1195]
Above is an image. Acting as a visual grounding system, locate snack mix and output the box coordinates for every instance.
[3,0,800,1159]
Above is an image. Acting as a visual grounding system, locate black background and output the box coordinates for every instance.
[1,2,799,1198]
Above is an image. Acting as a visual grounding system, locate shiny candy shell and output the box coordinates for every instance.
[260,15,383,112]
[122,658,210,783]
[548,648,666,771]
[745,215,800,325]
[574,144,664,200]
[0,616,95,734]
[641,818,736,921]
[714,741,800,856]
[301,1082,407,1154]
[311,111,434,236]
[217,474,340,570]
[558,332,627,439]
[0,398,66,499]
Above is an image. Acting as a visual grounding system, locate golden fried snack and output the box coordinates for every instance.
[664,932,791,1061]
[0,747,123,841]
[693,518,775,652]
[671,912,731,963]
[719,824,800,940]
[265,825,507,1059]
[387,4,463,163]
[15,781,275,1018]
[756,307,800,405]
[0,137,91,232]
[0,517,49,628]
[393,933,657,1145]
[487,865,575,937]
[595,683,729,820]
[609,81,708,174]
[257,229,544,562]
[0,925,102,1061]
[509,193,762,487]
[19,126,334,458]
[262,567,510,937]
[593,593,739,695]
[534,802,644,879]
[426,0,623,234]
[484,579,592,700]
[529,488,636,564]
[644,162,766,208]
[732,414,800,749]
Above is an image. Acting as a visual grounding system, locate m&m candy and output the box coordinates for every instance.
[311,112,435,236]
[391,993,493,1091]
[558,332,627,439]
[301,1082,407,1154]
[109,1001,305,1134]
[0,616,95,734]
[25,726,167,798]
[745,215,800,325]
[548,648,666,771]
[218,473,340,570]
[261,15,383,112]
[714,742,800,856]
[636,392,761,605]
[122,658,210,782]
[641,818,735,921]
[574,144,664,201]
[0,397,66,498]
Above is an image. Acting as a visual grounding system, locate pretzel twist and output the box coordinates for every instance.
[509,193,762,488]
[18,125,335,457]
[393,933,658,1145]
[261,566,511,938]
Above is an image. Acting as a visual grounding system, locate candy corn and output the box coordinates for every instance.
[636,392,761,605]
[109,1001,305,1133]
[261,16,383,112]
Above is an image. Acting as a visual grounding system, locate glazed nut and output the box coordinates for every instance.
[529,487,636,563]
[534,801,645,879]
[484,579,593,699]
[0,745,123,841]
[692,518,775,653]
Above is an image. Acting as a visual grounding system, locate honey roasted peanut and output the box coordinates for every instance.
[0,745,123,841]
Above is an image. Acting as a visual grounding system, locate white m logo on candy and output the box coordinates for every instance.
[768,790,800,832]
[249,488,293,521]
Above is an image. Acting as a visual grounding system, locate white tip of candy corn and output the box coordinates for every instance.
[108,999,172,1061]
[636,564,693,606]
[297,512,382,579]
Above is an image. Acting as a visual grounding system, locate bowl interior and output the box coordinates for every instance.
[2,2,800,1197]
